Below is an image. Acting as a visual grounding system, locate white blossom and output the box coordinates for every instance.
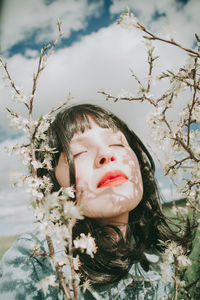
[53,224,70,247]
[52,252,69,267]
[44,191,60,209]
[74,233,97,258]
[35,117,53,141]
[49,207,61,222]
[159,261,174,283]
[73,255,81,270]
[34,206,45,222]
[25,176,44,200]
[39,220,53,236]
[35,275,57,296]
[177,255,192,268]
[11,90,28,104]
[41,54,47,69]
[63,186,75,199]
[43,155,53,170]
[117,88,135,99]
[119,9,140,30]
[31,160,43,169]
[63,201,83,220]
[9,115,29,131]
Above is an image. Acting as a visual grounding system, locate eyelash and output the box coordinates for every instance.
[109,144,124,147]
[73,151,87,158]
[73,144,124,157]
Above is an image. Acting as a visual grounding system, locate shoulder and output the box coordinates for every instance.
[88,253,174,300]
[0,228,60,299]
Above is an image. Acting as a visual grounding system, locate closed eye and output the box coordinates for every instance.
[109,144,124,147]
[73,151,88,158]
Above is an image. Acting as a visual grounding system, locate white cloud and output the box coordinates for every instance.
[0,138,34,235]
[0,20,190,143]
[24,49,40,58]
[0,186,34,236]
[0,137,27,189]
[1,0,104,51]
[110,0,200,46]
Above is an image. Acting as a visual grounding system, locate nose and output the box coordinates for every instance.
[95,152,116,168]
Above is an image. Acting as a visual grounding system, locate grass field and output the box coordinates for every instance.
[0,235,19,260]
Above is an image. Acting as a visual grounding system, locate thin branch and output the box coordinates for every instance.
[146,48,158,93]
[0,57,29,109]
[49,93,72,115]
[98,90,144,102]
[141,26,200,57]
[29,45,50,117]
[173,256,179,300]
[99,90,157,106]
[46,235,72,299]
[186,47,199,147]
[159,72,200,91]
[67,220,78,300]
[29,21,63,117]
[165,156,191,175]
[174,135,199,162]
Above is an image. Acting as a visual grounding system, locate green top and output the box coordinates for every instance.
[0,228,173,299]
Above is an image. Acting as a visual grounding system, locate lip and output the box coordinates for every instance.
[97,170,128,188]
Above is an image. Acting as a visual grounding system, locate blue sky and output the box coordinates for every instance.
[5,1,113,57]
[0,0,199,235]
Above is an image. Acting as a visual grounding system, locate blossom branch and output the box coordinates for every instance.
[0,57,29,109]
[118,8,200,57]
[186,47,199,147]
[29,21,63,117]
[49,92,72,115]
[142,29,200,57]
[173,256,179,300]
[46,235,72,299]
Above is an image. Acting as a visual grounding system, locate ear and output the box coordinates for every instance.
[54,152,70,187]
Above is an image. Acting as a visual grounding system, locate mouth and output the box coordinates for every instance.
[97,170,128,188]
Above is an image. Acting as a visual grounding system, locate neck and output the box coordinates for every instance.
[96,212,129,238]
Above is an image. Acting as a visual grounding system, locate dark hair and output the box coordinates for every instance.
[37,103,189,285]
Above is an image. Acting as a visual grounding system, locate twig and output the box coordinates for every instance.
[49,93,72,115]
[174,135,199,162]
[173,256,179,300]
[186,47,199,147]
[29,21,63,117]
[0,57,29,109]
[142,27,200,57]
[98,90,143,101]
[46,235,72,299]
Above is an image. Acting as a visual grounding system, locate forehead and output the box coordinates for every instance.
[71,116,116,142]
[71,117,123,144]
[66,110,119,139]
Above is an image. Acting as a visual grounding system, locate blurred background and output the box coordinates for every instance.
[0,0,199,239]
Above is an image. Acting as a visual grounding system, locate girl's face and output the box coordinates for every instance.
[55,117,143,224]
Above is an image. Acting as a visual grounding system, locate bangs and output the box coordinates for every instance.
[61,105,118,141]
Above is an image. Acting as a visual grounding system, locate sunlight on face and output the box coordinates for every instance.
[55,117,143,224]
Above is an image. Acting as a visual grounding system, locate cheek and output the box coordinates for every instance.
[122,149,143,196]
[74,158,93,190]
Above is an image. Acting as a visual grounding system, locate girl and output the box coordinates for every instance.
[0,104,189,299]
